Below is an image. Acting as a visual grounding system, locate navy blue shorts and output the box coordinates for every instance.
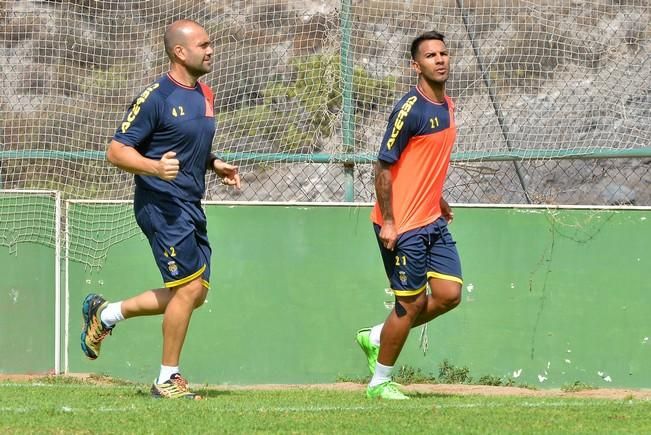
[374,216,462,296]
[134,188,211,289]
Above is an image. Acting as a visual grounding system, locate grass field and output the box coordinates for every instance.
[1,376,650,434]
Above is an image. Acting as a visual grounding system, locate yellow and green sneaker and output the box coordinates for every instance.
[355,328,379,375]
[151,373,202,400]
[80,293,113,360]
[366,381,409,400]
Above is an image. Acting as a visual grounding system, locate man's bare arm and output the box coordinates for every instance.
[375,160,398,250]
[375,160,394,224]
[106,140,179,181]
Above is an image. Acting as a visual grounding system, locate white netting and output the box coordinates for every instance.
[0,190,56,252]
[0,0,650,264]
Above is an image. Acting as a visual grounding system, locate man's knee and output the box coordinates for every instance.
[192,288,208,309]
[446,290,461,310]
[175,279,208,309]
[440,283,462,311]
[429,280,462,312]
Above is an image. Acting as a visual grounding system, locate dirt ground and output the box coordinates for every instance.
[213,383,651,400]
[1,373,649,400]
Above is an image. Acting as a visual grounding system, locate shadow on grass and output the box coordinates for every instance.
[134,387,234,399]
[194,388,234,398]
[407,392,457,399]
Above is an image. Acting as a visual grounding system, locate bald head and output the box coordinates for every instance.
[163,19,205,61]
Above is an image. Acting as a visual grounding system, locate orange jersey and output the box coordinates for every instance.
[371,87,456,234]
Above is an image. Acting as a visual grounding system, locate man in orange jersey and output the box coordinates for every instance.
[355,30,462,400]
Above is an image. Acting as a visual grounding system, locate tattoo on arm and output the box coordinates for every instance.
[375,161,394,222]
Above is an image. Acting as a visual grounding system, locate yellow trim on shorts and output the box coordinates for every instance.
[427,271,463,285]
[164,264,206,288]
[393,283,428,297]
[201,279,210,289]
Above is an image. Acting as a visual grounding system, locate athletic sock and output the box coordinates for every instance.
[157,365,179,384]
[369,362,393,387]
[100,302,124,327]
[369,323,383,347]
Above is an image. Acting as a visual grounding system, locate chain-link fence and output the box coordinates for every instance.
[1,0,649,207]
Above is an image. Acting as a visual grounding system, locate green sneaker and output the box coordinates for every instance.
[355,328,379,375]
[80,293,113,360]
[151,373,202,400]
[366,381,409,400]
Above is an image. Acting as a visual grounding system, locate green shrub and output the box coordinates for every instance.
[216,53,397,153]
[438,359,473,384]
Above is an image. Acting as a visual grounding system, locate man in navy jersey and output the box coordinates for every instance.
[80,19,240,399]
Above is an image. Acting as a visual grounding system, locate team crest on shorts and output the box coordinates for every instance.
[398,271,408,285]
[167,261,179,277]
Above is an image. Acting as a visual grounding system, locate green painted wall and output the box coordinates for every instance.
[0,194,56,374]
[0,243,56,374]
[65,205,651,388]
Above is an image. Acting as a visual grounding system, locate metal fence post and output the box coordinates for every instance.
[340,0,355,202]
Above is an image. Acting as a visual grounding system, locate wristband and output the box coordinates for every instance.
[208,154,218,170]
